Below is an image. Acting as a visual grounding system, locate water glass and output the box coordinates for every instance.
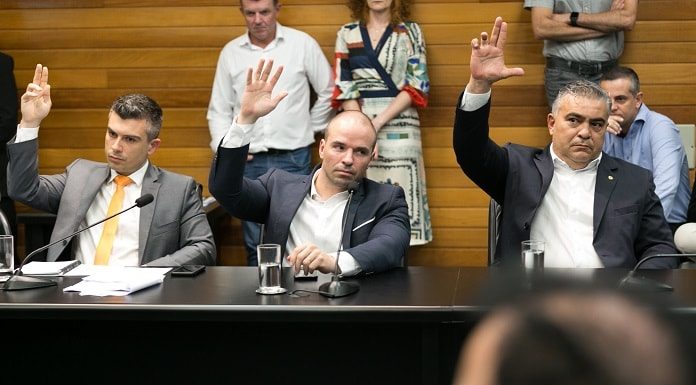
[521,240,545,270]
[0,235,13,274]
[256,244,286,295]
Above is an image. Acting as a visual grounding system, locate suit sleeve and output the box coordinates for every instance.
[452,94,509,204]
[144,177,217,266]
[0,54,17,144]
[635,178,680,268]
[208,144,271,224]
[7,138,67,213]
[345,186,411,274]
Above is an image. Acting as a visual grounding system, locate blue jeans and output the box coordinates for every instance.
[243,146,312,266]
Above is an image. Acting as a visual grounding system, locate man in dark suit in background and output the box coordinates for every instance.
[209,60,410,276]
[0,52,18,238]
[453,18,677,268]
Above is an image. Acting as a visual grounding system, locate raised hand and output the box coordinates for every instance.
[468,17,524,93]
[20,64,52,128]
[237,59,288,124]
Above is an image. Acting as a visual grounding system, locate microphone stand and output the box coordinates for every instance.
[319,183,360,298]
[2,194,154,291]
[618,253,696,292]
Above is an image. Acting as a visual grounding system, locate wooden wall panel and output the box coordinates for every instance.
[1,1,694,266]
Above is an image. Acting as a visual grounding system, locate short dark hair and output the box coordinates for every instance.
[601,66,641,95]
[110,94,163,141]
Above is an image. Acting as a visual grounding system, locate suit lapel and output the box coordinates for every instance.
[138,164,160,263]
[534,146,555,198]
[593,155,619,236]
[49,165,109,261]
[342,182,364,248]
[273,172,311,249]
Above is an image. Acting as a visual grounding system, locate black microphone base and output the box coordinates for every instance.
[2,275,58,291]
[619,274,673,292]
[319,279,359,298]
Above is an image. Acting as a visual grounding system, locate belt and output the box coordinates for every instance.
[546,56,618,76]
[253,148,293,155]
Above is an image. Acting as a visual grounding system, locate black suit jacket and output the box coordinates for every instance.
[0,53,17,199]
[209,144,411,274]
[453,97,678,268]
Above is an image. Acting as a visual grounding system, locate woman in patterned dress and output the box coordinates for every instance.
[332,0,432,245]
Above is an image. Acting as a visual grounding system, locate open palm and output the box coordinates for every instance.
[469,18,524,85]
[20,64,52,127]
[238,59,288,122]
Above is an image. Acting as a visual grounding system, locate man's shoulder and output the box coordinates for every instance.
[602,153,653,179]
[149,165,196,186]
[279,25,319,43]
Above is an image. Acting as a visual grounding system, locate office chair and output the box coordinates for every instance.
[488,199,501,266]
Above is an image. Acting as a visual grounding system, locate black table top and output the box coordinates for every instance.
[3,266,696,322]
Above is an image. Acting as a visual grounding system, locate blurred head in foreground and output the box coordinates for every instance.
[453,288,692,385]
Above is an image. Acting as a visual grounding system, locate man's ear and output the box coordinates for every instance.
[318,138,326,160]
[147,138,161,155]
[547,113,555,136]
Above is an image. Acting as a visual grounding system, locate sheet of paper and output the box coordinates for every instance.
[65,265,171,277]
[63,267,171,296]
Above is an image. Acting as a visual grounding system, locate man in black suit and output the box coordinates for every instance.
[209,60,410,275]
[453,18,677,268]
[0,52,18,237]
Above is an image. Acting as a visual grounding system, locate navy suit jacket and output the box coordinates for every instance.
[453,97,678,268]
[209,144,410,274]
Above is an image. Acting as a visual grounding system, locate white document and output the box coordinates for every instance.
[22,260,80,276]
[63,267,170,296]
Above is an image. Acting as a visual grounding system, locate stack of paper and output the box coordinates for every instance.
[64,267,169,296]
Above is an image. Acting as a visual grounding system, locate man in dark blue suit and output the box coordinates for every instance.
[454,18,677,268]
[209,60,410,275]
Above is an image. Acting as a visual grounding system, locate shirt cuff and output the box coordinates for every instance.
[460,89,491,111]
[15,125,39,143]
[332,251,362,277]
[220,116,255,148]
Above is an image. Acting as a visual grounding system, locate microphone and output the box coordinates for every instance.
[319,181,360,298]
[618,253,695,292]
[2,193,155,291]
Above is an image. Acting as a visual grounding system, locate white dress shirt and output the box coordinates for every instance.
[15,127,146,266]
[222,119,361,276]
[207,23,334,152]
[460,89,603,267]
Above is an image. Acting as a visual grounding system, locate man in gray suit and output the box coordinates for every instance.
[209,60,410,275]
[8,64,215,266]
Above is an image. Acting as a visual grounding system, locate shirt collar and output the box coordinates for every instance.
[109,160,149,187]
[310,169,349,202]
[549,145,602,172]
[240,23,284,48]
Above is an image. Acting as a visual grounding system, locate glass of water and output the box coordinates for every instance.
[0,235,13,274]
[256,244,286,295]
[521,240,545,270]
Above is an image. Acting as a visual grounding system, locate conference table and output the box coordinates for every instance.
[2,266,696,385]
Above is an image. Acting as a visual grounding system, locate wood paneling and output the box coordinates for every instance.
[2,1,695,267]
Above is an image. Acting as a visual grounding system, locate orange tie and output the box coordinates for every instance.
[94,175,133,265]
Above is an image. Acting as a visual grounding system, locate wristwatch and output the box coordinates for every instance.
[570,12,579,27]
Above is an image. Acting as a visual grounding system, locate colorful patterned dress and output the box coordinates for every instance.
[333,20,432,245]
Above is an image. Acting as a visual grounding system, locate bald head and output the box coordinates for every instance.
[316,111,377,197]
[325,110,377,151]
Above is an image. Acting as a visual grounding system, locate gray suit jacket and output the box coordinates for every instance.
[453,98,678,268]
[7,138,216,266]
[209,144,410,274]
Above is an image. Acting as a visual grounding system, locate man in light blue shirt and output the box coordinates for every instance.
[601,66,690,232]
